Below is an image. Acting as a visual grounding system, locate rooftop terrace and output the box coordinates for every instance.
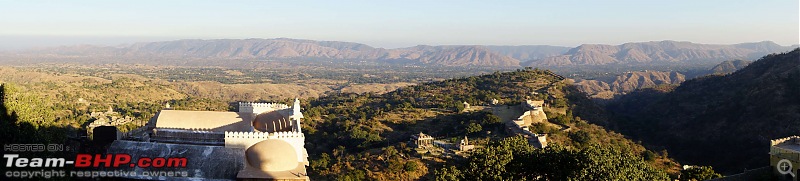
[771,136,800,152]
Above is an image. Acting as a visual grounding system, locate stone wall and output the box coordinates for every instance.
[513,108,547,127]
[224,131,308,164]
[238,102,289,114]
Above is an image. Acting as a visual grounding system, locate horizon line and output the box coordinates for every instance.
[1,35,797,51]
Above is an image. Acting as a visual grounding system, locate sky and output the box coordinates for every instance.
[0,0,798,49]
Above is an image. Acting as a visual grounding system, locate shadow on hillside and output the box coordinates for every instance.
[0,84,95,156]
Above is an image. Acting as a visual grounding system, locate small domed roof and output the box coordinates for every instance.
[245,139,298,172]
[252,111,292,132]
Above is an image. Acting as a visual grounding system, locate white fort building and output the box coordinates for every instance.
[106,98,310,180]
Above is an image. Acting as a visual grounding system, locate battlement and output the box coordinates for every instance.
[771,136,800,146]
[224,130,306,155]
[224,131,271,139]
[224,131,304,139]
[238,102,290,114]
[271,131,305,138]
[238,102,289,109]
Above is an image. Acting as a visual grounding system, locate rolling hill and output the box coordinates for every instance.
[708,59,752,75]
[571,71,686,100]
[606,48,800,173]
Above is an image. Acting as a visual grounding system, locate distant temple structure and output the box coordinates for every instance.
[411,132,434,148]
[107,99,309,180]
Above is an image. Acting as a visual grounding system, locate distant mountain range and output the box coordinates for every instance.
[525,41,796,66]
[9,38,797,67]
[21,39,529,67]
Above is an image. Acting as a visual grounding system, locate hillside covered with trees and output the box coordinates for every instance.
[1,67,716,180]
[298,69,694,180]
[607,49,800,174]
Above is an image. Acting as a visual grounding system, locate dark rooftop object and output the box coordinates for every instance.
[93,126,120,146]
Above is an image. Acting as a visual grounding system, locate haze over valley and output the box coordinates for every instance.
[6,38,795,67]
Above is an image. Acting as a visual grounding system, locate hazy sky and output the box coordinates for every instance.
[0,0,797,49]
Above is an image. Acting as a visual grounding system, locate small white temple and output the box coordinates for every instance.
[459,136,475,151]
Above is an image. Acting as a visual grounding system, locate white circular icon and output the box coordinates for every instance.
[778,159,796,177]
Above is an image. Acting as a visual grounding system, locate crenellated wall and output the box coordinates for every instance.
[238,102,290,114]
[224,131,308,164]
[771,136,800,146]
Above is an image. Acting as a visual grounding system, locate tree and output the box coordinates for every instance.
[464,143,514,180]
[680,166,721,181]
[435,165,463,181]
[311,153,331,172]
[570,145,669,181]
[569,130,593,145]
[552,98,569,108]
[404,161,418,172]
[642,150,657,162]
[337,169,366,181]
[454,101,465,112]
[466,122,483,134]
[483,114,501,124]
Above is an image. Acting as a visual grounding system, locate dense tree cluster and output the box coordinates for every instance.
[1,84,67,143]
[383,69,562,110]
[679,166,722,181]
[436,136,669,181]
[310,145,428,180]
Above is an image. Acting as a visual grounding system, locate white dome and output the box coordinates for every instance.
[245,139,298,171]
